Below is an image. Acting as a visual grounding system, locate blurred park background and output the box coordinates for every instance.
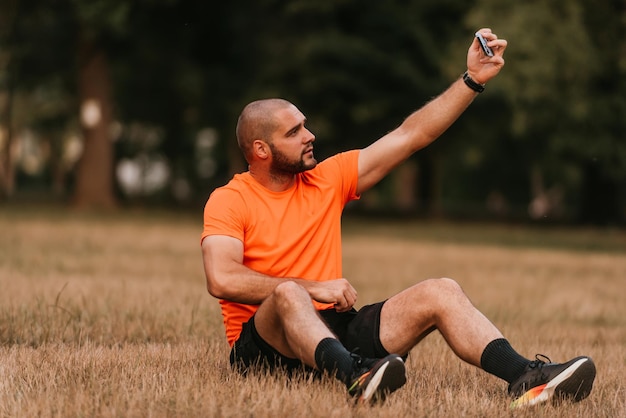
[0,0,624,225]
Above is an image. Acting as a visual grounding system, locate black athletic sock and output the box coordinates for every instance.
[314,337,355,385]
[480,338,531,383]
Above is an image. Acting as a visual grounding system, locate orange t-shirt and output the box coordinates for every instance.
[201,150,361,346]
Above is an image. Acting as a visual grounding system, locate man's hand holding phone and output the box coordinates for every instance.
[475,32,494,57]
[466,29,507,86]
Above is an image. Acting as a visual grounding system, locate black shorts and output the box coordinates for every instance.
[229,301,390,374]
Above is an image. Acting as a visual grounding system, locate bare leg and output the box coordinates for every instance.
[253,281,336,367]
[379,277,503,366]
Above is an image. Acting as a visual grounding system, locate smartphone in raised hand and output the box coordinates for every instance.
[475,32,494,57]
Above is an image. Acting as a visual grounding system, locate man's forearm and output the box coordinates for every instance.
[207,263,329,305]
[398,77,477,152]
[208,266,296,304]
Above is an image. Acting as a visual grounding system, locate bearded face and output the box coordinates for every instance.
[268,140,317,176]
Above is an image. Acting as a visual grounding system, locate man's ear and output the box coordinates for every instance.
[252,139,270,160]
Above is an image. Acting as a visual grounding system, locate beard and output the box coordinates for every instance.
[268,142,317,176]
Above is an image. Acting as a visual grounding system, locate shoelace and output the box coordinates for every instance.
[348,349,379,387]
[349,351,363,370]
[347,351,369,393]
[525,354,552,383]
[528,354,552,369]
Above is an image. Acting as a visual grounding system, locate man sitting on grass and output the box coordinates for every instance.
[201,28,596,407]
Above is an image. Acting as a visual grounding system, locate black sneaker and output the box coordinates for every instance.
[347,354,407,404]
[509,354,596,408]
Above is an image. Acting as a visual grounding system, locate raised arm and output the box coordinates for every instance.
[356,28,507,194]
[202,235,358,311]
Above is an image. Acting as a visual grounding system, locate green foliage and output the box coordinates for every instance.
[0,0,623,223]
[467,1,597,136]
[71,0,131,40]
[443,0,626,223]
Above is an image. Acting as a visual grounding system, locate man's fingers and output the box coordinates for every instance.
[333,290,356,312]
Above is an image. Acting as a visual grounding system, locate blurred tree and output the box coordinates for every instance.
[0,0,125,207]
[462,0,625,224]
[0,0,19,199]
[0,0,77,200]
[113,0,256,202]
[572,0,625,224]
[71,1,131,209]
[2,0,623,224]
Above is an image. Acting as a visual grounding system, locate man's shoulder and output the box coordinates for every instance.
[313,150,359,172]
[303,150,360,182]
[321,149,359,164]
[214,172,253,191]
[208,173,253,202]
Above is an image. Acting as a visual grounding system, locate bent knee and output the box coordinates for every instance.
[272,280,309,300]
[421,277,464,296]
[270,281,312,312]
[438,277,462,290]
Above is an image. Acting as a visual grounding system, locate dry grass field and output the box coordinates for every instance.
[0,207,625,418]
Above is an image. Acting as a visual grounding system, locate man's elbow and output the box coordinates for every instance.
[206,278,228,299]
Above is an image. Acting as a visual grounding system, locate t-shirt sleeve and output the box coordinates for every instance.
[201,187,246,244]
[330,149,361,205]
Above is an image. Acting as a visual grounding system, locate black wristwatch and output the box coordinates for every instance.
[462,71,485,93]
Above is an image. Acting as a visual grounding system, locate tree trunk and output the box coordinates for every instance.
[0,0,18,200]
[72,38,116,209]
[0,77,16,200]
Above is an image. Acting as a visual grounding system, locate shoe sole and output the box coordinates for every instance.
[510,357,596,409]
[360,357,407,403]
